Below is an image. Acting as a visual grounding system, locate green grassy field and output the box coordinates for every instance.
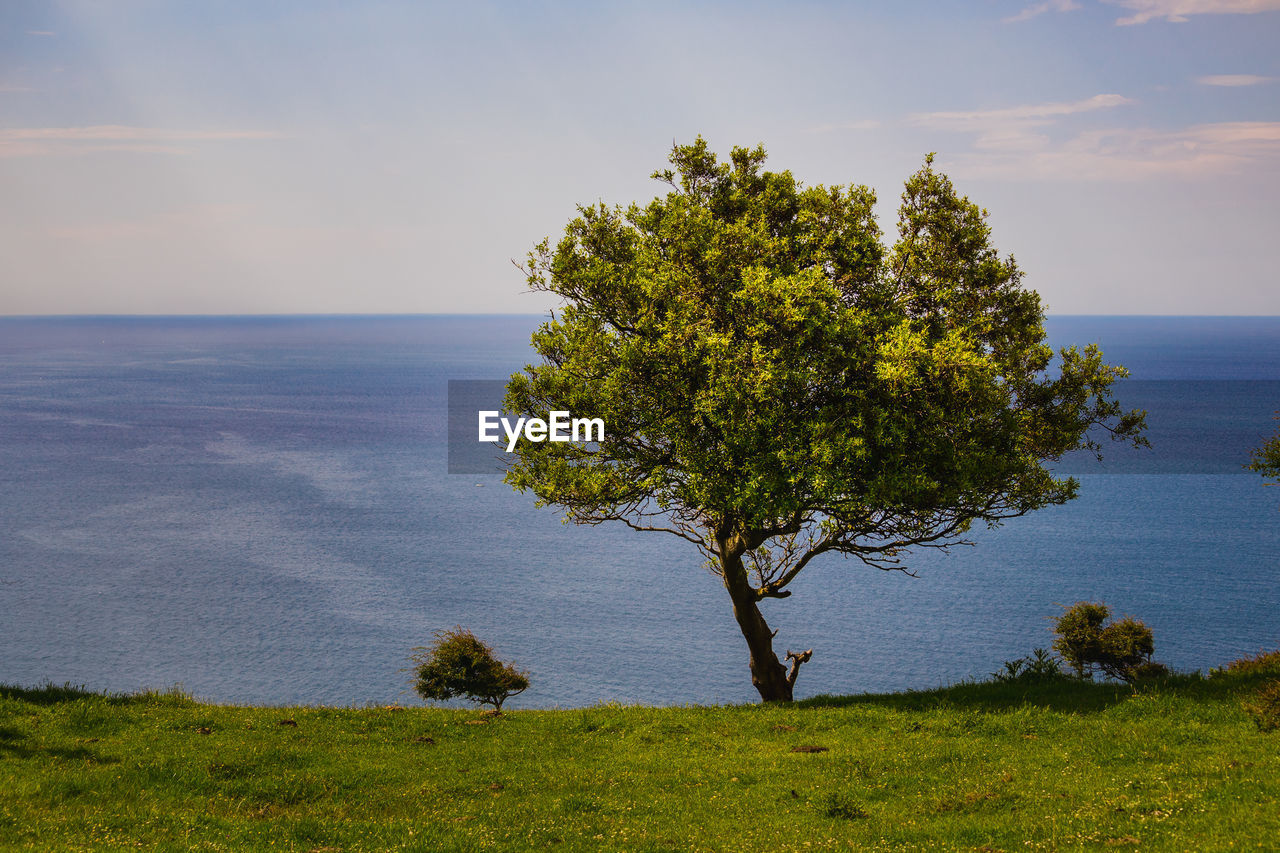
[2,660,1278,852]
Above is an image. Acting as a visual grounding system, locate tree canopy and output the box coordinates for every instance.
[412,628,529,711]
[505,138,1147,701]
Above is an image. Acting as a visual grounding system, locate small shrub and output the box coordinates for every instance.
[992,648,1065,683]
[1217,650,1280,677]
[1243,680,1280,732]
[1052,602,1158,684]
[410,628,529,711]
[1128,661,1171,682]
[1095,617,1156,682]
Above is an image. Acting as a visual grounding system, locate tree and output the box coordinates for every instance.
[1052,601,1156,683]
[411,628,529,711]
[504,138,1147,702]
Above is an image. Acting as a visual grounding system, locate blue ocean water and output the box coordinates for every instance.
[1,315,1277,707]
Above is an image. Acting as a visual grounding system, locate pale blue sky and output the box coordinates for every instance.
[2,0,1278,314]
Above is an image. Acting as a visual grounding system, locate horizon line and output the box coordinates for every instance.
[3,312,1279,320]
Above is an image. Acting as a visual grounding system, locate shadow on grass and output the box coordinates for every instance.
[0,739,121,764]
[4,663,1276,717]
[0,724,121,764]
[797,669,1276,715]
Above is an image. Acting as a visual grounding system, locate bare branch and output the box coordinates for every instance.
[616,516,711,549]
[757,541,836,599]
[785,649,812,688]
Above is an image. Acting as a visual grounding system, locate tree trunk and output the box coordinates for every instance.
[720,549,796,702]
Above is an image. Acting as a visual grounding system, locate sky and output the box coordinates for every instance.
[1,0,1278,315]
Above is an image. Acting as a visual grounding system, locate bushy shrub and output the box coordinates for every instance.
[992,648,1065,684]
[1052,602,1157,684]
[1243,680,1280,732]
[1052,601,1109,678]
[1095,616,1156,682]
[1127,661,1171,682]
[1216,649,1280,677]
[411,628,529,711]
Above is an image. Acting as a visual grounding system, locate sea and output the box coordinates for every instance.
[1,315,1278,708]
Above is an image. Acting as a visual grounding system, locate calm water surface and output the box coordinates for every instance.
[1,315,1277,706]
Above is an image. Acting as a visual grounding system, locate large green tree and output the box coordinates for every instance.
[505,139,1146,702]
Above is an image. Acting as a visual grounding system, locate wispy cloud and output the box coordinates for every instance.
[0,125,283,157]
[911,95,1135,160]
[1103,0,1280,25]
[911,94,1133,130]
[942,121,1280,179]
[1004,0,1081,23]
[0,84,35,93]
[914,93,1279,179]
[25,30,55,36]
[1196,74,1276,86]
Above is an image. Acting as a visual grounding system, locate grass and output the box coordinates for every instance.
[2,658,1279,852]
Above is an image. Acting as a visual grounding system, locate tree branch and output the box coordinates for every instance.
[756,540,836,599]
[785,648,812,688]
[616,516,711,549]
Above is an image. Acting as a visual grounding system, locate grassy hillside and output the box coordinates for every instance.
[2,662,1278,852]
